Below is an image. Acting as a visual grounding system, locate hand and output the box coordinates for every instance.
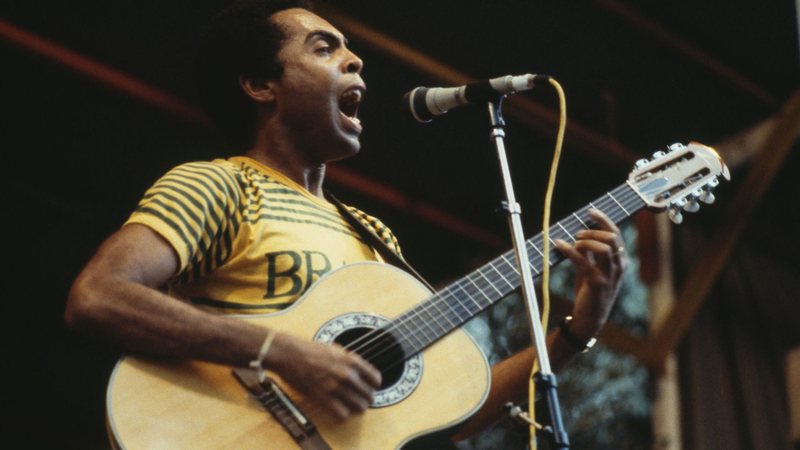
[554,208,627,340]
[267,333,382,420]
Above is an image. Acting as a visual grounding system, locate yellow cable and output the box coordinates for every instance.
[528,77,567,449]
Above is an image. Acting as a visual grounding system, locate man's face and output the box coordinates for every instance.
[269,8,365,162]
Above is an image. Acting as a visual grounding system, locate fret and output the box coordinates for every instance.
[428,296,457,328]
[556,222,575,241]
[498,252,520,279]
[396,319,424,352]
[487,260,514,290]
[440,285,473,321]
[462,274,486,302]
[526,240,545,258]
[559,215,584,239]
[473,270,501,297]
[572,212,589,229]
[472,272,498,307]
[416,305,448,339]
[452,277,486,313]
[436,291,468,325]
[607,192,630,216]
[392,309,427,353]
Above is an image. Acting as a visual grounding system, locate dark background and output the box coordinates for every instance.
[1,1,797,448]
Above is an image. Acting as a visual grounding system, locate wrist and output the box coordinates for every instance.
[249,330,277,382]
[558,316,597,353]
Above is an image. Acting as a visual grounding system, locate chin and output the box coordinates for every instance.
[320,138,361,163]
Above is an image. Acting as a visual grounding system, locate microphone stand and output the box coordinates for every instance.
[485,95,569,449]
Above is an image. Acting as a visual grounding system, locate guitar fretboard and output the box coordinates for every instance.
[384,182,645,357]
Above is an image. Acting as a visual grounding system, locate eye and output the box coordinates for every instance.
[314,44,333,55]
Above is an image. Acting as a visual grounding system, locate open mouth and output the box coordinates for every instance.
[339,86,364,129]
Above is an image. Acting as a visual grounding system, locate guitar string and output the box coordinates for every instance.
[258,389,306,436]
[343,185,645,372]
[348,186,643,371]
[345,186,643,370]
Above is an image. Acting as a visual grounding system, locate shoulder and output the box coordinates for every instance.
[345,205,403,255]
[163,159,242,184]
[151,159,247,200]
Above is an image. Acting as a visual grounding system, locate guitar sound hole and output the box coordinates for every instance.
[334,327,406,391]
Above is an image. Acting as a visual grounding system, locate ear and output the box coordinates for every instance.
[239,75,276,104]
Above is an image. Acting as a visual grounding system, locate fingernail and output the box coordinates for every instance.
[554,239,566,246]
[576,230,586,238]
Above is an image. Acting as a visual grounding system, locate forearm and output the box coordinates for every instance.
[66,273,269,368]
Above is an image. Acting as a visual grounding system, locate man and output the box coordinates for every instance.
[65,0,626,445]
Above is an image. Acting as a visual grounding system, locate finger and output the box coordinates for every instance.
[574,239,622,268]
[343,365,378,402]
[575,229,617,244]
[577,230,625,259]
[587,208,620,232]
[327,399,352,420]
[337,382,371,413]
[352,355,382,389]
[554,239,592,272]
[573,239,614,257]
[575,241,614,276]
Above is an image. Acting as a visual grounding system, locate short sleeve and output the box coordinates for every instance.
[125,161,242,281]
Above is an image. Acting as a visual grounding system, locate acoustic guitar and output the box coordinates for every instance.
[105,142,729,449]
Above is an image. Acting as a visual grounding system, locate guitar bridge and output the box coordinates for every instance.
[232,368,332,450]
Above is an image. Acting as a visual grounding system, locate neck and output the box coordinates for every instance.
[246,123,327,198]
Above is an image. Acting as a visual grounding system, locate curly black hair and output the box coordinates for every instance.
[194,0,313,150]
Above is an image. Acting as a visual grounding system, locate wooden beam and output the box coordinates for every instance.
[598,324,664,370]
[649,90,800,364]
[316,4,640,167]
[0,18,208,124]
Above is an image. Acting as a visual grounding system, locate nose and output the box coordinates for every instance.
[342,49,363,74]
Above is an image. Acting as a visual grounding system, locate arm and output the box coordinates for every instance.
[452,209,626,440]
[65,223,380,419]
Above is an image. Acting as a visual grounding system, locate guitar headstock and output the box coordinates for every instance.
[628,142,730,224]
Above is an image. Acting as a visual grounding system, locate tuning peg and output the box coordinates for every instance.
[699,191,715,204]
[635,158,650,168]
[684,199,700,212]
[653,150,666,159]
[669,207,684,224]
[673,197,687,209]
[668,143,685,152]
[707,177,720,188]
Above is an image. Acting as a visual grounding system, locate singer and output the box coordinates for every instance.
[64,1,625,448]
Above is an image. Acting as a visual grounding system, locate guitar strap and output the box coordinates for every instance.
[327,192,435,292]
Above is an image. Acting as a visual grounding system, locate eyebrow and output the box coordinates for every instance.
[305,30,348,46]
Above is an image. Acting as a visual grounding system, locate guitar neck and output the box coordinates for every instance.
[390,182,646,355]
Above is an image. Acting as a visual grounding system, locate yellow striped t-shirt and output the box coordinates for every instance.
[126,156,402,314]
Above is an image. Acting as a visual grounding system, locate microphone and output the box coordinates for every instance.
[403,74,548,123]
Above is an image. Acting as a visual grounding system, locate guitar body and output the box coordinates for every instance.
[106,262,491,450]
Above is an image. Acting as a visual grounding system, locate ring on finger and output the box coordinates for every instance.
[613,245,625,256]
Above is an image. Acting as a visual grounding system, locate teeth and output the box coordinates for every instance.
[341,89,362,105]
